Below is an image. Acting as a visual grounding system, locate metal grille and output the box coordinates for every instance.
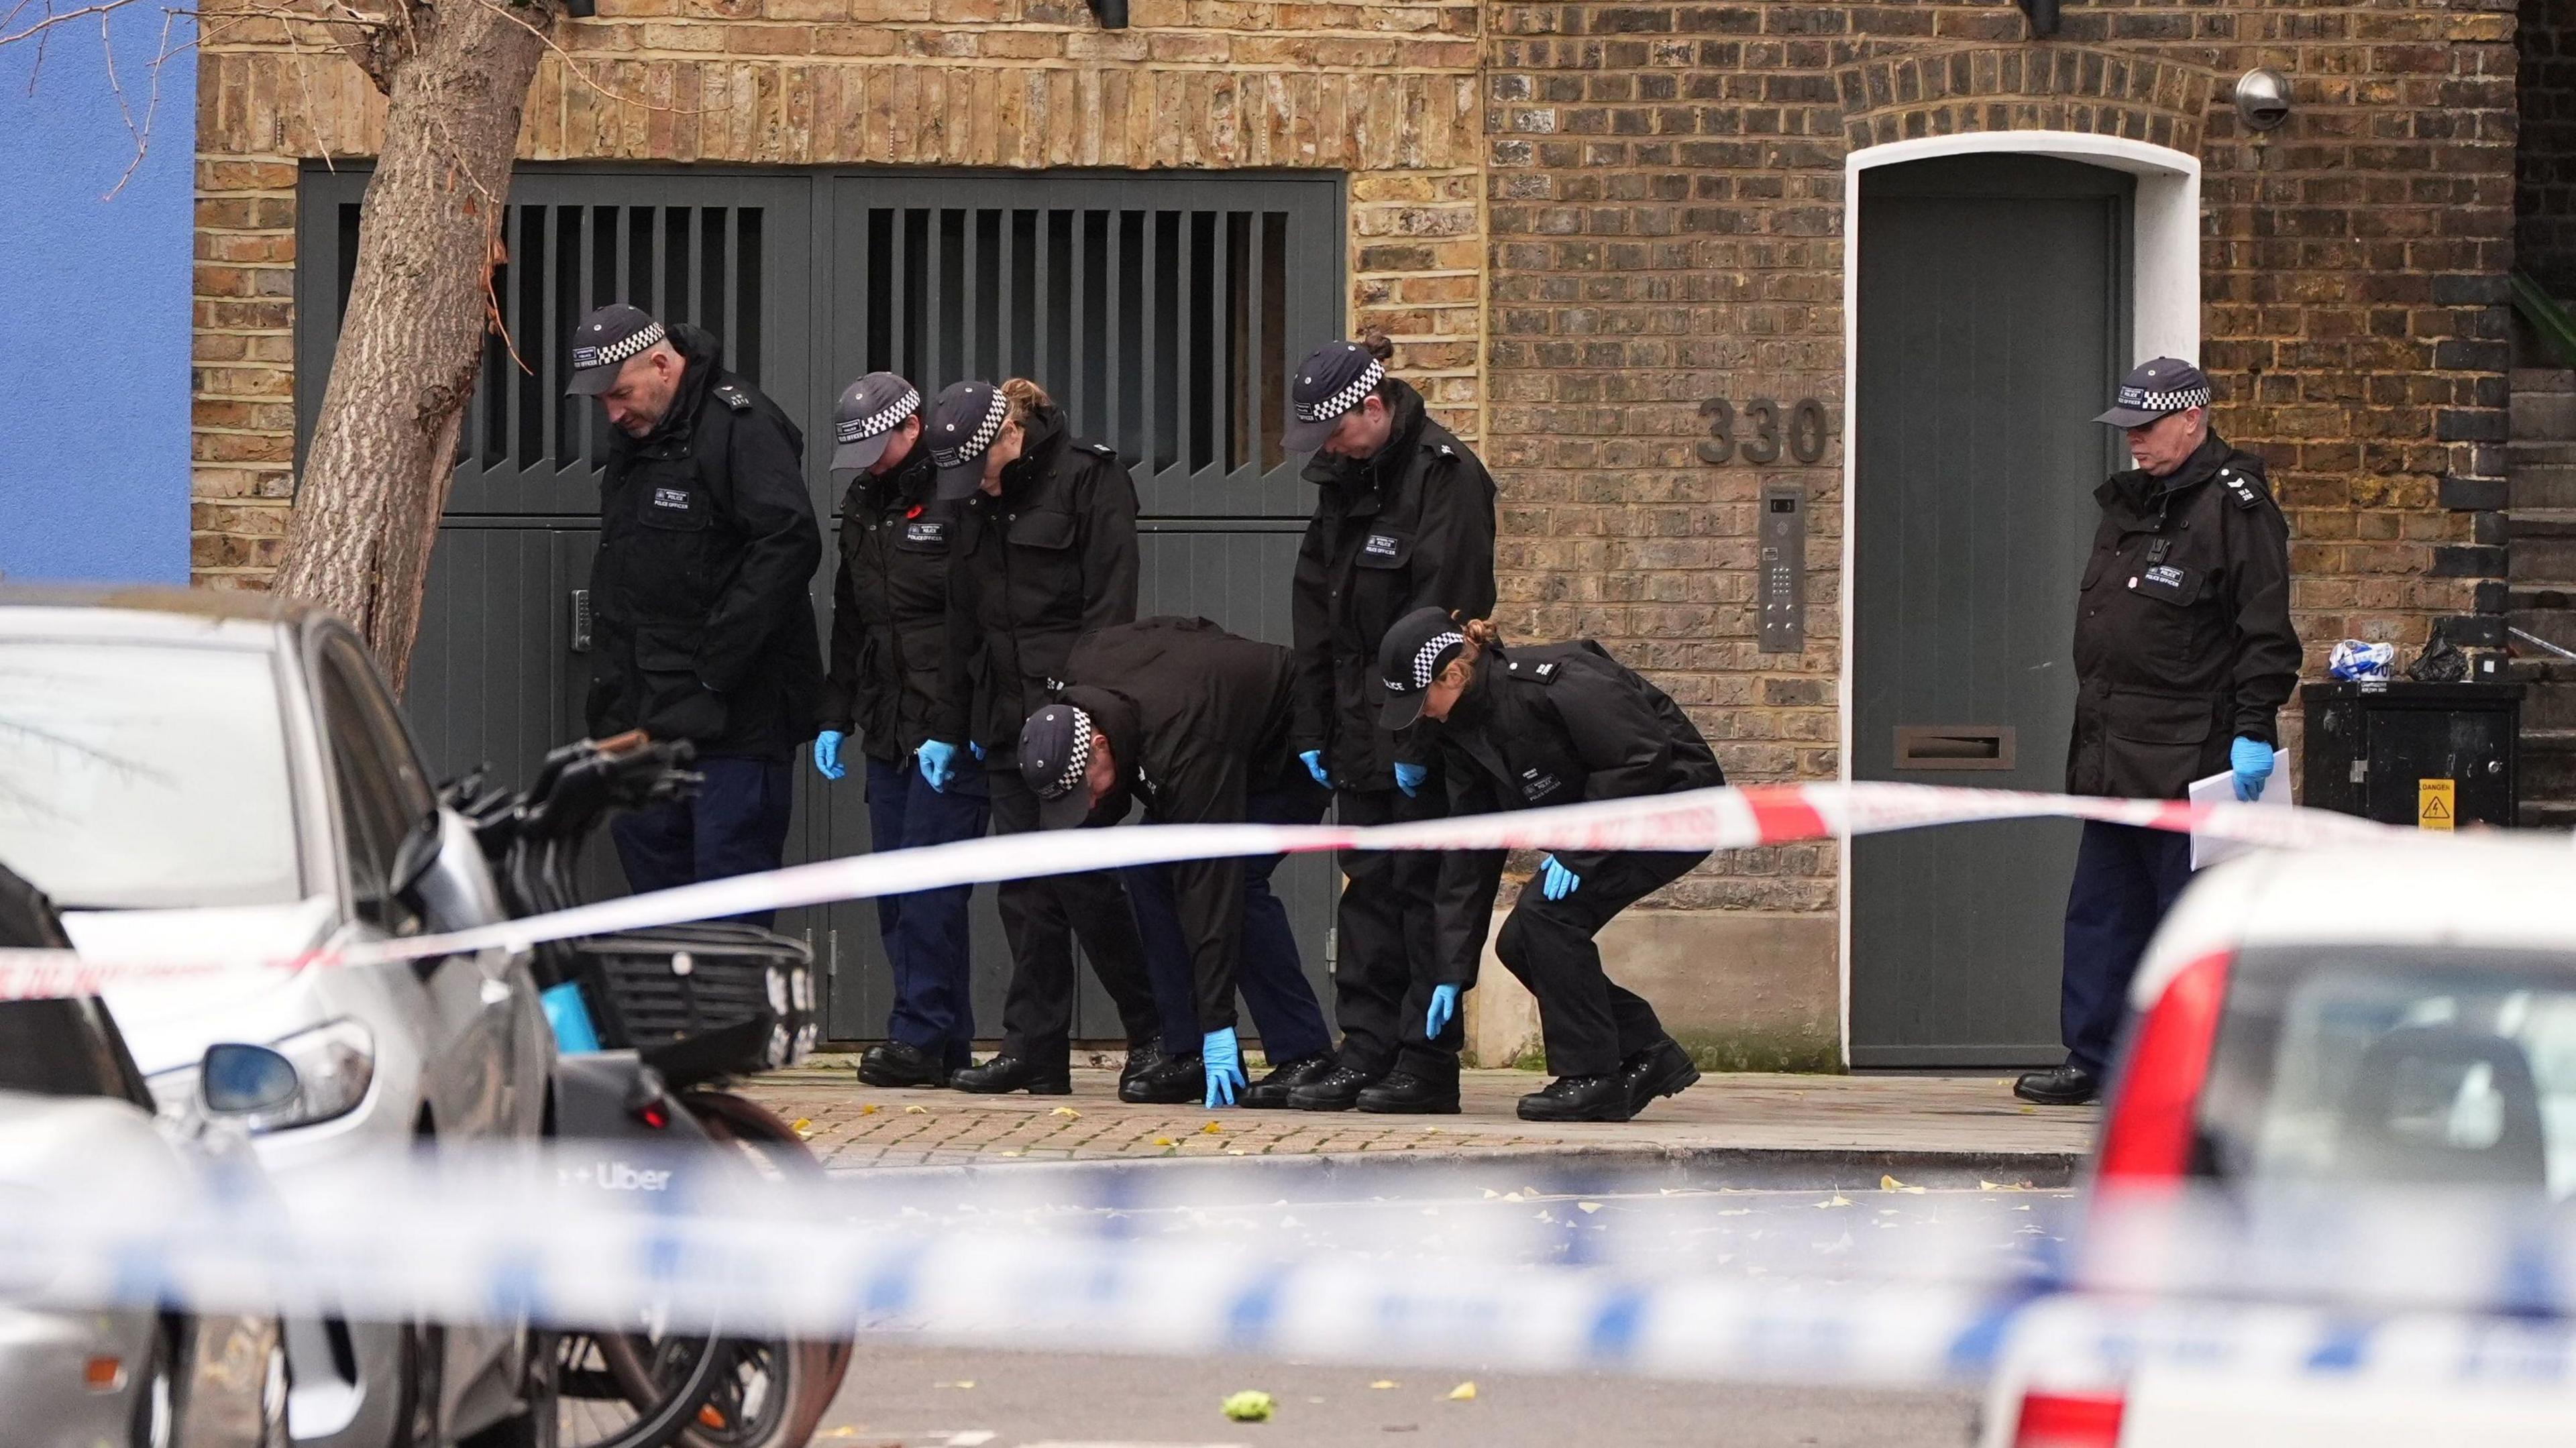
[844,206,1290,481]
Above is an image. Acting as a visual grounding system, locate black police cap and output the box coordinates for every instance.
[830,372,922,476]
[2095,357,2212,427]
[1020,703,1101,830]
[927,380,1012,500]
[1375,606,1468,730]
[1280,340,1386,453]
[565,303,667,396]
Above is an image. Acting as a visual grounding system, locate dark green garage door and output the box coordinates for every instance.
[1849,154,2133,1068]
[298,166,1345,1046]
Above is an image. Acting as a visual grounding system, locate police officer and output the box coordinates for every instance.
[1281,336,1498,1115]
[926,377,1168,1097]
[2015,359,2300,1106]
[1017,616,1340,1109]
[812,373,989,1088]
[567,304,822,917]
[1379,608,1720,1123]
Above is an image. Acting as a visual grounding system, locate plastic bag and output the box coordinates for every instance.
[2407,634,2470,683]
[2329,640,2397,681]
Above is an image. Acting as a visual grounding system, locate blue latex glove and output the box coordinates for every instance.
[1202,1027,1245,1108]
[1539,854,1581,901]
[1424,983,1460,1038]
[916,739,960,793]
[812,730,847,781]
[1394,761,1428,797]
[2230,736,2275,803]
[1299,748,1330,789]
[969,741,986,761]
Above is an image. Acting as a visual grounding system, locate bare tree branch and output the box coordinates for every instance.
[0,0,138,51]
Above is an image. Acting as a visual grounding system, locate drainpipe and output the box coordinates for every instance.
[2017,0,2061,38]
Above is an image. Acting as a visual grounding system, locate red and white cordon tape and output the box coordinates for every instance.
[0,781,2406,1001]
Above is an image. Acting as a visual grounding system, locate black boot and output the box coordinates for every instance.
[1240,1055,1336,1109]
[856,1040,951,1089]
[1120,1051,1207,1105]
[2013,1064,2100,1106]
[1285,1062,1381,1112]
[950,1053,1073,1096]
[1517,1073,1636,1123]
[1119,1040,1167,1089]
[1617,1039,1700,1117]
[1356,1068,1461,1115]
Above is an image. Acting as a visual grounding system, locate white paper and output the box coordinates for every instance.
[2189,748,2293,870]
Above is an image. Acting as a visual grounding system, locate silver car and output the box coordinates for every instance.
[0,590,557,1447]
[0,993,290,1448]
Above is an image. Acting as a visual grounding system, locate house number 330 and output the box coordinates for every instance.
[1697,397,1831,465]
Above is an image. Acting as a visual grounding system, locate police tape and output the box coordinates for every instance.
[0,781,2412,999]
[8,1150,2576,1394]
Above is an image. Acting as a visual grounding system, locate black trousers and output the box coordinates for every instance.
[988,757,1163,1063]
[1493,848,1707,1079]
[1331,785,1462,1081]
[608,757,794,927]
[2059,821,2195,1078]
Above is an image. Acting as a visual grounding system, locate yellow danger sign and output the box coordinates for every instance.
[2418,779,2456,830]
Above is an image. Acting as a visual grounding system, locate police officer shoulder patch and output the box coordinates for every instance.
[713,382,753,413]
[1505,657,1561,683]
[1087,442,1118,458]
[2218,467,2263,512]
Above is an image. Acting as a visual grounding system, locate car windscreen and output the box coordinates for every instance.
[0,641,303,910]
[0,999,149,1103]
[2198,950,2576,1201]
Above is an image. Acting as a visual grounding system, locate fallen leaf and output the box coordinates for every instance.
[1226,1148,1247,1156]
[1222,1389,1275,1422]
[1052,1106,1081,1118]
[1815,1194,1853,1209]
[2019,1105,2037,1115]
[1371,1380,1399,1390]
[1577,1201,1601,1214]
[1879,1174,1926,1194]
[936,1379,975,1388]
[791,1117,812,1133]
[1201,1121,1224,1135]
[1978,1180,2004,1192]
[1000,1150,1022,1158]
[1152,1136,1176,1147]
[1499,1191,1523,1202]
[1447,1381,1477,1401]
[904,1105,929,1115]
[861,1104,880,1115]
[1481,1189,1501,1199]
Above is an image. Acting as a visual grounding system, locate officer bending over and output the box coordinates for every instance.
[814,373,989,1088]
[1281,335,1498,1115]
[567,304,822,918]
[926,378,1169,1097]
[2015,359,2299,1107]
[1381,609,1720,1123]
[1018,616,1340,1109]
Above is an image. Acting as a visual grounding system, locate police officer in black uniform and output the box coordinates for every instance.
[568,304,822,917]
[812,372,990,1088]
[926,378,1169,1097]
[1378,608,1720,1123]
[2015,359,2300,1106]
[1016,616,1340,1109]
[1280,337,1498,1115]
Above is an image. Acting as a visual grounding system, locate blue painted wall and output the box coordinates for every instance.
[0,11,195,585]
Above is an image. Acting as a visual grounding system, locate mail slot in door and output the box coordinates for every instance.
[1892,725,2017,771]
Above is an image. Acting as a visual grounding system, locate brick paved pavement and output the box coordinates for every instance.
[741,1056,2094,1174]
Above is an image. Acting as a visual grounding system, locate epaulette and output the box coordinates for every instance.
[1503,656,1562,684]
[2216,466,2263,512]
[1087,442,1118,458]
[712,382,753,413]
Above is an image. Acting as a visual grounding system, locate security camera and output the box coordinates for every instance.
[2233,68,2291,131]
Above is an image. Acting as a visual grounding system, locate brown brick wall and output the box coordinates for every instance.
[189,0,1487,584]
[2522,0,2576,297]
[1485,0,2518,913]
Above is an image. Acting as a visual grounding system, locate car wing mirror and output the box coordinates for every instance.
[199,1043,299,1117]
[390,810,445,903]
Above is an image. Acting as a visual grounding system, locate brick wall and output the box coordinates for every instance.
[2522,0,2576,298]
[1483,0,2518,915]
[189,0,1487,585]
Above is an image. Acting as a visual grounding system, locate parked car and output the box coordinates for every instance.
[0,862,289,1448]
[1982,832,2576,1447]
[0,589,557,1448]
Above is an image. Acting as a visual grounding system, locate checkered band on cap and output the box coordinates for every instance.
[1403,630,1464,691]
[931,388,1012,469]
[836,385,920,445]
[2115,382,2210,414]
[1039,710,1096,799]
[570,321,665,374]
[1296,357,1384,425]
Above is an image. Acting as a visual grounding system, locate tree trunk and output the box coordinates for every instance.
[270,0,548,697]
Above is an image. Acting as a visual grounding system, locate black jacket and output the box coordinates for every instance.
[585,325,824,761]
[2067,431,2300,799]
[1058,616,1314,1034]
[1290,378,1498,787]
[1430,641,1725,987]
[936,401,1139,753]
[821,445,961,764]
